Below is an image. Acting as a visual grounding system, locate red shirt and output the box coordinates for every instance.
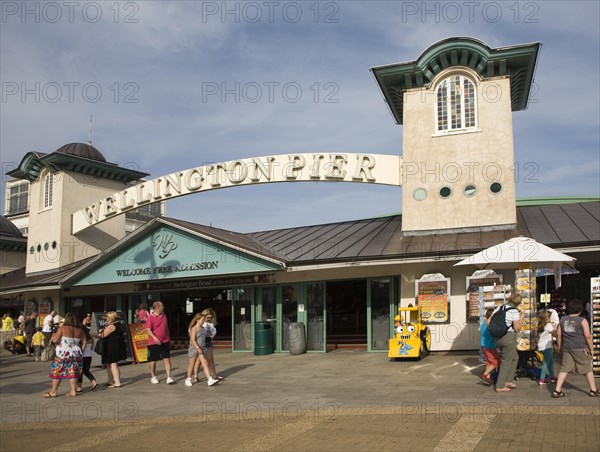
[138,309,149,322]
[146,312,170,345]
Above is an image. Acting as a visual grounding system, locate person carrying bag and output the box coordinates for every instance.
[40,342,56,362]
[94,336,106,356]
[98,311,126,388]
[490,293,524,393]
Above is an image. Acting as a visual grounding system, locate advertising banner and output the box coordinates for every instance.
[416,276,450,324]
[128,323,149,363]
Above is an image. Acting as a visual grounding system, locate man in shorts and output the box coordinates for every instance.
[146,301,174,384]
[553,299,599,398]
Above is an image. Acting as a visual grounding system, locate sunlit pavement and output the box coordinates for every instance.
[1,349,598,451]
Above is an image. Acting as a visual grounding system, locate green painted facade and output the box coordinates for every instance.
[70,225,283,286]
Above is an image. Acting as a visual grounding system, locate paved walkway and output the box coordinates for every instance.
[1,349,599,451]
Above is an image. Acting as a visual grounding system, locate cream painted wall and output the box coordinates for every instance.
[398,262,514,352]
[402,69,516,233]
[26,171,128,275]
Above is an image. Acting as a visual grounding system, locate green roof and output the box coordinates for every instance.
[371,37,541,124]
[515,197,600,206]
[375,197,599,218]
[7,151,148,183]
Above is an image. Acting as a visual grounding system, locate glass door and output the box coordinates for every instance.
[258,286,277,351]
[306,283,325,351]
[281,285,298,351]
[231,288,253,351]
[369,278,394,351]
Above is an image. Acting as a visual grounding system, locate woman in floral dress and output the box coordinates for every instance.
[43,313,86,398]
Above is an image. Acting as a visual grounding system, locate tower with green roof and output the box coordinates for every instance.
[7,143,148,274]
[371,37,541,234]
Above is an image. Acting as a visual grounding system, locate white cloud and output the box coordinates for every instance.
[1,1,598,226]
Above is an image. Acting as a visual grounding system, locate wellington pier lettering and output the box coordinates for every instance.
[72,153,402,234]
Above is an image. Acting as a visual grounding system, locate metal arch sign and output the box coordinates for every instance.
[72,153,403,234]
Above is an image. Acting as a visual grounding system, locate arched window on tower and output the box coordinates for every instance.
[43,172,54,208]
[436,74,477,133]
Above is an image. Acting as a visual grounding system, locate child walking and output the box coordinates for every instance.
[479,308,501,386]
[537,311,556,385]
[77,327,99,392]
[32,327,45,361]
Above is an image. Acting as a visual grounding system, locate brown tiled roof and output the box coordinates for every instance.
[517,203,600,244]
[248,201,600,264]
[0,258,93,292]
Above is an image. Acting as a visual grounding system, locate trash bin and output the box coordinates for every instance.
[254,321,273,355]
[288,322,306,355]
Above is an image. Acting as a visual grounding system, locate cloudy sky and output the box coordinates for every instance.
[1,1,599,233]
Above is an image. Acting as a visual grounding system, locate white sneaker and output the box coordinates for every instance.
[184,378,193,387]
[207,377,219,386]
[166,377,175,385]
[150,376,159,384]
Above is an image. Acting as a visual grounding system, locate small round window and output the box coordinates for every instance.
[36,244,41,252]
[464,185,477,197]
[29,246,35,254]
[490,182,502,194]
[52,241,57,249]
[43,242,49,251]
[439,186,452,198]
[413,188,428,201]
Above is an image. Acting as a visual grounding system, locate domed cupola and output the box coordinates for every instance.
[5,141,149,275]
[7,142,148,183]
[0,215,26,254]
[55,142,107,162]
[0,215,24,239]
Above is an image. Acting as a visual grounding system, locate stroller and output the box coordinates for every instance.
[3,335,27,355]
[514,350,544,380]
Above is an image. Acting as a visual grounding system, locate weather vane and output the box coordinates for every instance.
[88,114,93,145]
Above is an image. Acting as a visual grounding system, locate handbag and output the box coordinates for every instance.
[40,343,56,362]
[94,338,106,355]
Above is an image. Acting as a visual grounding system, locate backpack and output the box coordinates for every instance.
[488,305,517,339]
[40,343,56,362]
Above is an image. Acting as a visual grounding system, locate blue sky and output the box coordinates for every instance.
[1,1,599,232]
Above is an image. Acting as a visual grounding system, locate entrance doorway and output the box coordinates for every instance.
[326,280,367,347]
[160,289,232,340]
[257,285,300,351]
